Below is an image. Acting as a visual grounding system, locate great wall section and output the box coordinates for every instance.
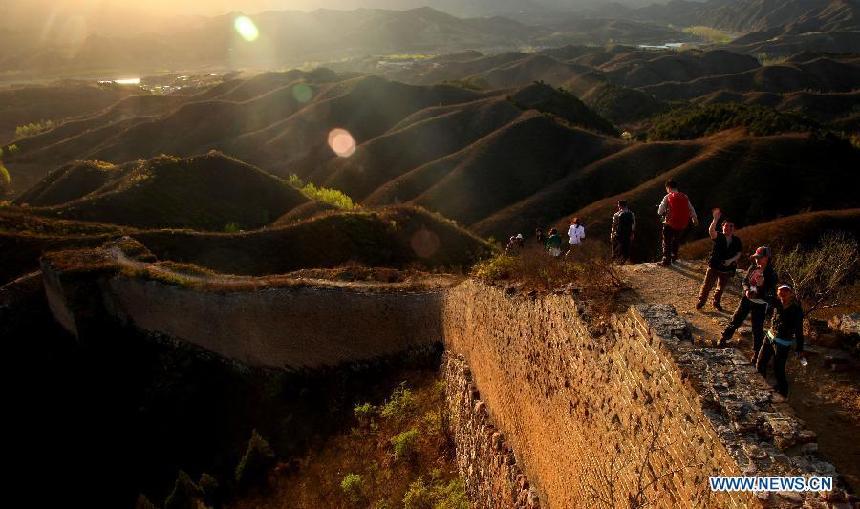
[30,241,856,508]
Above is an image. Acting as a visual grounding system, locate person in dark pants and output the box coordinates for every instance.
[757,285,806,397]
[611,200,636,263]
[696,208,742,311]
[657,180,698,266]
[718,246,777,364]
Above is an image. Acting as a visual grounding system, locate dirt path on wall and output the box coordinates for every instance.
[619,261,860,493]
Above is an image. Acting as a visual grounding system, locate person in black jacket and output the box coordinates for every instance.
[718,246,777,364]
[611,200,636,263]
[696,208,742,311]
[757,285,806,397]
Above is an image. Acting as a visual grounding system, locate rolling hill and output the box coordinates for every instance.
[18,153,310,231]
[556,131,860,261]
[681,208,860,259]
[133,205,492,275]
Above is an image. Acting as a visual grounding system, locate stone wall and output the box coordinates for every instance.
[38,248,850,508]
[443,352,539,509]
[441,281,847,509]
[40,250,448,369]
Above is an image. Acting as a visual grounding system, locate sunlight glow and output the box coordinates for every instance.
[234,16,259,42]
[328,128,356,158]
[115,78,141,85]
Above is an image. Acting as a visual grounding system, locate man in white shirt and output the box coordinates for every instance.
[566,217,586,255]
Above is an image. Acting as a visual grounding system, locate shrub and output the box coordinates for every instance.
[0,161,11,193]
[224,222,240,233]
[773,232,859,315]
[235,429,276,490]
[15,120,54,138]
[403,478,434,509]
[421,409,443,436]
[470,254,517,280]
[340,473,365,505]
[380,382,417,421]
[391,428,420,463]
[402,477,468,509]
[647,103,818,140]
[354,402,377,427]
[432,479,470,509]
[163,471,203,509]
[288,174,355,210]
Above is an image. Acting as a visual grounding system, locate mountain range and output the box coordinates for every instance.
[5,1,860,80]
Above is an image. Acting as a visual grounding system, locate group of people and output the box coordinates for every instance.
[506,218,586,258]
[504,178,807,398]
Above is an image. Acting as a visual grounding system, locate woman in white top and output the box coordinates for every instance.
[567,217,586,247]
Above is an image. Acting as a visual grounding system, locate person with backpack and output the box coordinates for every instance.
[718,246,778,365]
[757,284,806,397]
[696,208,742,311]
[611,200,636,263]
[657,180,698,266]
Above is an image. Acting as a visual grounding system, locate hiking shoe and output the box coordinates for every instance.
[660,260,671,267]
[695,301,705,310]
[713,303,724,312]
[716,337,727,347]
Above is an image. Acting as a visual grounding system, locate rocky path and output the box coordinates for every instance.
[619,261,860,493]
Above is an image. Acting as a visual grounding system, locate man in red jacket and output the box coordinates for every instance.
[657,180,698,266]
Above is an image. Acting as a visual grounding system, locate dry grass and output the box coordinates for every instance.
[472,242,624,316]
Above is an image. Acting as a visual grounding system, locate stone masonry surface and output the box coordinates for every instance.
[441,281,853,509]
[443,352,540,509]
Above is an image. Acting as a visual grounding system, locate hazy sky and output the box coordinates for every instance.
[3,0,669,18]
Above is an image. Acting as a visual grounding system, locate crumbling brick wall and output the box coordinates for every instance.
[443,352,540,509]
[441,281,846,508]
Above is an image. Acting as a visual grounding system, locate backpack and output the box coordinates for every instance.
[666,192,690,230]
[616,210,634,236]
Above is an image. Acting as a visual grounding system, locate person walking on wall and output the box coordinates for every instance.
[757,284,806,398]
[611,200,636,263]
[545,228,563,257]
[696,208,742,311]
[566,217,586,256]
[657,180,698,266]
[718,246,777,365]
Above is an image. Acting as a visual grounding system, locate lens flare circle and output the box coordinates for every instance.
[234,16,260,42]
[327,128,356,158]
[410,228,441,259]
[291,83,313,103]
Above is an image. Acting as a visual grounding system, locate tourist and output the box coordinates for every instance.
[535,228,545,246]
[657,180,698,266]
[506,234,525,254]
[545,228,562,257]
[565,217,586,256]
[696,208,742,311]
[757,284,806,397]
[610,200,635,263]
[718,246,777,365]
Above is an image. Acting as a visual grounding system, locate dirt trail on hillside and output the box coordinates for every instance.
[619,261,860,493]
